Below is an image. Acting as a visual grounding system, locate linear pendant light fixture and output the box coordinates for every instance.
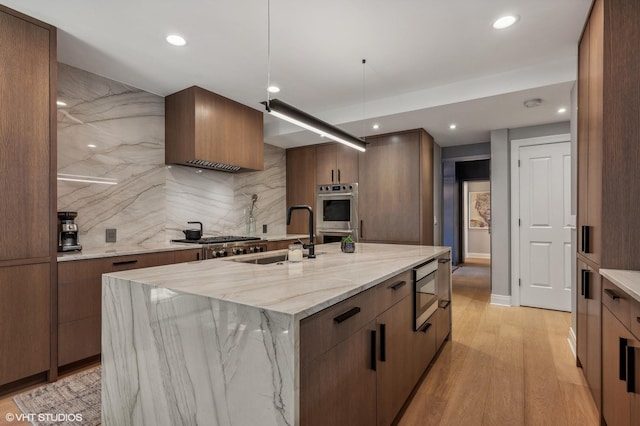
[262,0,367,152]
[263,99,367,152]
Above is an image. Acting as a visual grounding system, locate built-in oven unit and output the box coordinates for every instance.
[414,258,439,331]
[316,183,359,244]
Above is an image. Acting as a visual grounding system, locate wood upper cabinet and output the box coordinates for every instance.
[576,259,602,411]
[578,0,640,270]
[316,143,359,185]
[358,129,433,244]
[0,7,56,262]
[577,0,603,266]
[0,264,51,386]
[165,86,264,172]
[286,145,316,234]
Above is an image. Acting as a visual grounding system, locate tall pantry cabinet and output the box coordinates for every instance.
[577,0,640,422]
[0,6,57,388]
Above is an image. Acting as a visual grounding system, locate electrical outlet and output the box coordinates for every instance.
[262,224,267,234]
[106,228,117,243]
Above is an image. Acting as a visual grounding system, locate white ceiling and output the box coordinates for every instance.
[3,0,592,148]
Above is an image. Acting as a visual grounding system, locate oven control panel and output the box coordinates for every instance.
[317,183,357,193]
[204,242,268,259]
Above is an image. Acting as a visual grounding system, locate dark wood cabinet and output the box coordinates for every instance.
[316,142,358,185]
[0,264,51,386]
[358,129,433,244]
[376,295,416,426]
[576,259,602,412]
[165,86,264,172]
[0,5,57,388]
[577,0,603,266]
[286,146,317,234]
[56,249,204,368]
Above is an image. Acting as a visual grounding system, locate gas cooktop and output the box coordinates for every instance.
[171,236,262,244]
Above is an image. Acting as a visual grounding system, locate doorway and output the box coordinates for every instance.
[462,181,491,262]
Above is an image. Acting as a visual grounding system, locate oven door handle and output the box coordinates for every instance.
[317,193,355,198]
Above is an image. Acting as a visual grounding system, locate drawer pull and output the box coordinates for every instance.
[440,300,451,309]
[419,322,432,333]
[370,330,377,371]
[581,269,591,299]
[333,307,361,324]
[438,259,450,264]
[627,346,636,393]
[388,280,407,291]
[605,288,621,301]
[113,260,138,266]
[380,323,386,362]
[620,337,628,381]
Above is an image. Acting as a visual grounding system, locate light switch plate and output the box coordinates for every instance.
[106,228,117,243]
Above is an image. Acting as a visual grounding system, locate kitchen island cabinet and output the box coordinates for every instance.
[102,243,450,425]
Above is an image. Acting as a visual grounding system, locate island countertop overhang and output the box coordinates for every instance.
[103,242,451,321]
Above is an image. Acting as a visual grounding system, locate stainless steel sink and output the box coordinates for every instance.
[235,254,288,265]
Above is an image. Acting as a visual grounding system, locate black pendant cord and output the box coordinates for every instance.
[362,58,366,141]
[266,0,272,106]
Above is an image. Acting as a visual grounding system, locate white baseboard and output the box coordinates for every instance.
[467,252,491,259]
[567,327,577,358]
[490,294,511,306]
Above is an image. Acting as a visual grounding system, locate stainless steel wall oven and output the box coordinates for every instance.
[414,259,439,331]
[316,183,359,243]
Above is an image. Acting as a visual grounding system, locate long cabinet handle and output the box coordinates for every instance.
[388,280,407,291]
[331,170,334,183]
[581,269,591,299]
[440,300,451,309]
[620,338,628,381]
[581,225,591,253]
[337,169,341,183]
[627,346,636,393]
[113,260,138,266]
[333,307,361,324]
[370,330,377,371]
[605,288,621,301]
[438,259,450,264]
[380,323,386,362]
[360,220,363,239]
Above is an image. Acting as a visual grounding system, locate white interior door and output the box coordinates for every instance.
[518,141,572,311]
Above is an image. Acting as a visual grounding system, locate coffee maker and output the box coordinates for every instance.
[57,211,82,252]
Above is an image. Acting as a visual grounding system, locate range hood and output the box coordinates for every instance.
[165,86,264,173]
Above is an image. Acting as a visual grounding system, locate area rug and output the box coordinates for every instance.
[13,366,101,426]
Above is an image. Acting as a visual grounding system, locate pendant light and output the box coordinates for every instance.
[262,0,367,152]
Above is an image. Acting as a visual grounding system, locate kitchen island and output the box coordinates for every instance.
[102,242,450,425]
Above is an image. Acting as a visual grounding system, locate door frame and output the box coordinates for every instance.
[510,133,571,306]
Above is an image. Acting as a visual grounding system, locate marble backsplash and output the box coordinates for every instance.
[57,63,286,250]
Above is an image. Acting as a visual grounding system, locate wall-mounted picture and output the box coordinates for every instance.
[469,191,491,229]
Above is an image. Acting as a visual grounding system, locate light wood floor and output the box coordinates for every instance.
[0,261,598,426]
[398,260,600,426]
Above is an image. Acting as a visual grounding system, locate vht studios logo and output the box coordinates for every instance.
[5,412,83,422]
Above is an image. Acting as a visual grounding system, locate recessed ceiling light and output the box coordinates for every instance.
[166,34,186,46]
[56,100,67,107]
[557,107,567,114]
[372,124,380,130]
[87,144,97,148]
[267,85,280,93]
[493,15,519,29]
[449,124,457,130]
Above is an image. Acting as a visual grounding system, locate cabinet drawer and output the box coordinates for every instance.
[59,279,101,323]
[300,288,376,362]
[58,316,101,367]
[58,258,110,284]
[374,270,412,314]
[173,248,202,263]
[602,279,631,328]
[109,251,176,271]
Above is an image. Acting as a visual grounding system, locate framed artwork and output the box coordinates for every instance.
[469,191,491,229]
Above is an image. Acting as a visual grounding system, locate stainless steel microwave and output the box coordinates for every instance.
[316,183,359,243]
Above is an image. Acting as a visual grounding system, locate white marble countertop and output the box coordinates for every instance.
[105,242,450,320]
[57,234,310,262]
[600,269,640,303]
